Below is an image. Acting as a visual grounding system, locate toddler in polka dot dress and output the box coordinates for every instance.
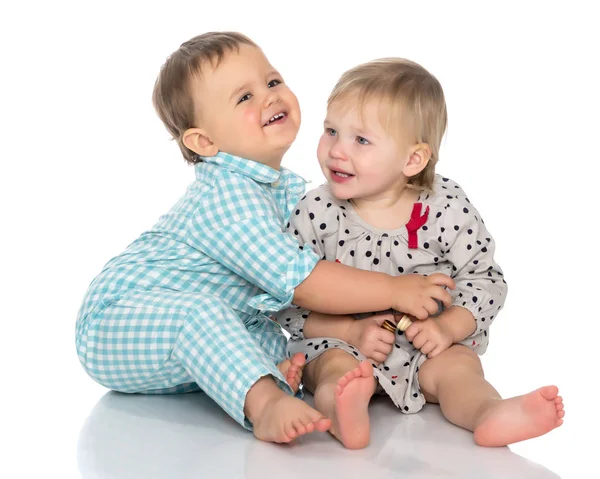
[75,33,456,445]
[275,58,564,449]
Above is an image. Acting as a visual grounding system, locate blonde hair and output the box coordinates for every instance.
[152,32,257,164]
[328,58,447,191]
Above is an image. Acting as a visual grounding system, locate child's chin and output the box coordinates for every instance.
[273,134,297,151]
[329,185,352,200]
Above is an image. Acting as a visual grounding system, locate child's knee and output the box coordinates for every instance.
[311,349,359,382]
[444,344,483,373]
[418,344,483,395]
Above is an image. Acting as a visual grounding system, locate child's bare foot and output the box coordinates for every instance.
[331,360,377,449]
[474,386,565,447]
[252,395,331,443]
[277,352,305,394]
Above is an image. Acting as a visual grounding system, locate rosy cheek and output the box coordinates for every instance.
[316,135,329,161]
[242,107,261,125]
[284,89,300,110]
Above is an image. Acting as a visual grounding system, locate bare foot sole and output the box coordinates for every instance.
[277,353,305,393]
[252,395,331,443]
[474,385,565,447]
[331,360,376,449]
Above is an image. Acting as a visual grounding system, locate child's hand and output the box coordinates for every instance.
[404,318,453,358]
[345,314,397,364]
[391,273,455,320]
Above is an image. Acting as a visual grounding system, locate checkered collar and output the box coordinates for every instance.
[197,151,282,184]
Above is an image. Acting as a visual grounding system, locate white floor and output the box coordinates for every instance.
[4,366,585,479]
[73,390,562,479]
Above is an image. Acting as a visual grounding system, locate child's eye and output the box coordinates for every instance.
[268,79,281,88]
[326,128,337,136]
[237,93,252,104]
[356,136,370,145]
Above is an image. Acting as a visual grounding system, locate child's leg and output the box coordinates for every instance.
[77,290,330,443]
[244,316,304,393]
[304,349,377,449]
[417,344,564,447]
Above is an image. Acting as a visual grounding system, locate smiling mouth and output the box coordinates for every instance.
[264,112,287,127]
[331,169,354,178]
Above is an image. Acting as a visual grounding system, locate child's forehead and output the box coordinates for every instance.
[328,94,402,124]
[192,46,275,95]
[327,92,413,140]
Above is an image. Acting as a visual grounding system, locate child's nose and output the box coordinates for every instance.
[329,141,348,161]
[263,90,281,108]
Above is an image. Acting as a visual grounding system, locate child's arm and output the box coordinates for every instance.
[442,196,507,342]
[433,306,478,343]
[403,306,477,359]
[273,308,354,340]
[286,186,455,317]
[302,311,355,339]
[190,176,455,317]
[305,311,397,364]
[422,182,507,353]
[275,308,397,365]
[294,259,454,317]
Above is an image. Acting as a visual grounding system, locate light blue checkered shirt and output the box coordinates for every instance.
[77,152,320,324]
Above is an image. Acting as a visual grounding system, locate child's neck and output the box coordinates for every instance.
[350,186,420,230]
[248,155,282,171]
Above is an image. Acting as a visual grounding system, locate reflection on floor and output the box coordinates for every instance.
[78,391,560,479]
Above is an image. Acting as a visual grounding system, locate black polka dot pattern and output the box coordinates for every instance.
[274,175,506,412]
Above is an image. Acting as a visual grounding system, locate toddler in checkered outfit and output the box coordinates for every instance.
[75,32,455,444]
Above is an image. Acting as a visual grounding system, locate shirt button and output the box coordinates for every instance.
[272,180,280,188]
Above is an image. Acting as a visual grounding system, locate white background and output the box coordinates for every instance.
[1,1,598,477]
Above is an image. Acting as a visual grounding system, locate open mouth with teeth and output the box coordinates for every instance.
[264,112,287,127]
[330,168,355,183]
[331,169,354,178]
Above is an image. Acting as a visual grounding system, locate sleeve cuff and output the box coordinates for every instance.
[248,246,320,312]
[451,294,482,323]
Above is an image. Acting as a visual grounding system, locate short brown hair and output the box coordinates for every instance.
[152,32,257,164]
[328,58,447,191]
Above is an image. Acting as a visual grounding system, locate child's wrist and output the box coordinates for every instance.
[435,307,476,343]
[342,318,358,344]
[434,316,458,343]
[389,275,406,310]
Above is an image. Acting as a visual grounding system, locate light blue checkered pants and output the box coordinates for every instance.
[75,289,293,429]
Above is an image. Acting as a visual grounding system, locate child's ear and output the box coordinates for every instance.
[403,143,432,177]
[182,128,218,157]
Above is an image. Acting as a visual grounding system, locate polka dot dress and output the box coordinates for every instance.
[275,175,508,413]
